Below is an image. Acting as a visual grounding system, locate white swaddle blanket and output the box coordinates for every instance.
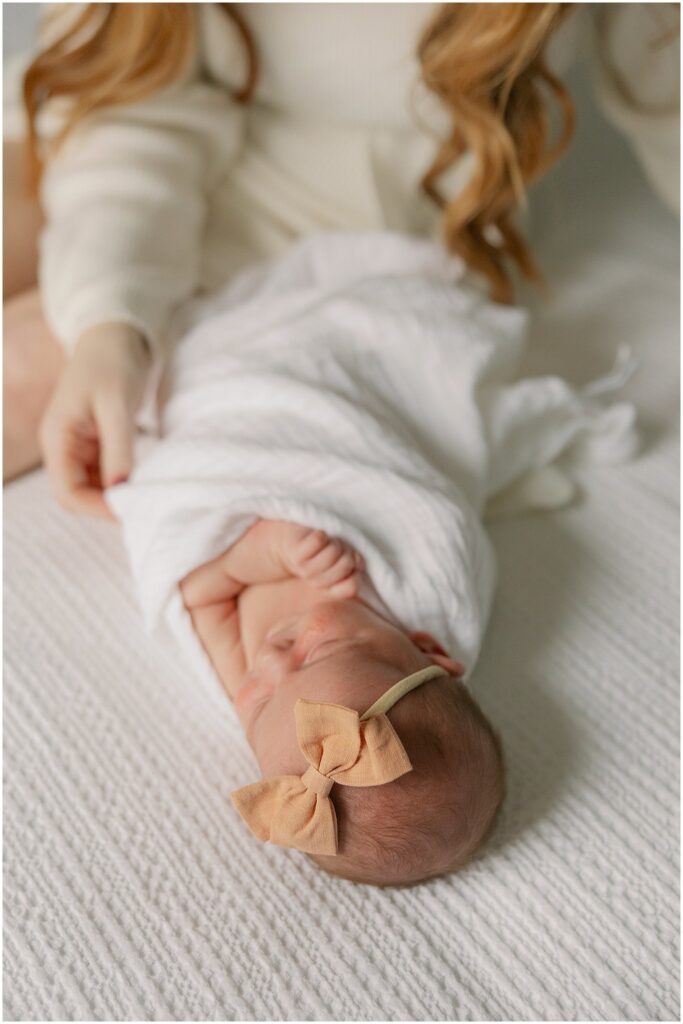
[108,232,637,690]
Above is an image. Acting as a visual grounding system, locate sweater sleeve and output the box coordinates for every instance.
[590,3,680,215]
[39,64,245,351]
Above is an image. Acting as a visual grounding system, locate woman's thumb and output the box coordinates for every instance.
[96,397,134,487]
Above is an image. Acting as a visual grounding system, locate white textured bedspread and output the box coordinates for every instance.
[4,81,679,1020]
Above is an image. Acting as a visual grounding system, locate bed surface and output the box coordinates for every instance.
[4,71,679,1020]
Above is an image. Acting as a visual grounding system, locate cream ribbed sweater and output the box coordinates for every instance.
[9,3,678,350]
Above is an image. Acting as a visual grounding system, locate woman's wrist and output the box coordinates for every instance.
[73,322,152,369]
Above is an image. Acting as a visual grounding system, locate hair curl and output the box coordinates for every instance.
[418,3,575,301]
[23,2,574,302]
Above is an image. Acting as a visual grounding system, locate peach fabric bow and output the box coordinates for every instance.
[230,664,450,856]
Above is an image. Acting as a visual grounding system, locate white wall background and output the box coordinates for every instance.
[3,2,41,57]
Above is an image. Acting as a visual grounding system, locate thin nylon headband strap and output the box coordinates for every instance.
[359,665,449,721]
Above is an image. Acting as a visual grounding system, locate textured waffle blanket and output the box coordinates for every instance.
[108,231,636,686]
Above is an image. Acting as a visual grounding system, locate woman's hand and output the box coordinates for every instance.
[39,322,151,518]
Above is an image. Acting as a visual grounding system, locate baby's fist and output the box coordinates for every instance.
[283,526,364,598]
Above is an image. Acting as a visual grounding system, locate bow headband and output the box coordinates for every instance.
[230,664,450,856]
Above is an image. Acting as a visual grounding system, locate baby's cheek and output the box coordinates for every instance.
[253,695,309,777]
[233,674,271,721]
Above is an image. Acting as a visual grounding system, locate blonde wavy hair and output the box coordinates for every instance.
[24,2,574,302]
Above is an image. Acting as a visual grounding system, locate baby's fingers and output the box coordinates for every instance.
[291,528,329,564]
[327,570,363,600]
[302,537,345,578]
[314,549,364,589]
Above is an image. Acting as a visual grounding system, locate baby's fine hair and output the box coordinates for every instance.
[310,675,505,887]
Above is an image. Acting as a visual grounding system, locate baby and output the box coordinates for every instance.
[110,232,634,887]
[180,518,505,887]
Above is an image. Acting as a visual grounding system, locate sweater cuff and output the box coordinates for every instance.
[42,271,186,354]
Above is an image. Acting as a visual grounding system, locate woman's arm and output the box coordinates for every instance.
[35,74,244,512]
[3,140,42,299]
[25,18,245,510]
[39,73,245,352]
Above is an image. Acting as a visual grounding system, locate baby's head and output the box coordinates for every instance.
[232,597,505,886]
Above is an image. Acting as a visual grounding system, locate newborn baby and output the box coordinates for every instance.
[109,232,635,888]
[180,518,504,886]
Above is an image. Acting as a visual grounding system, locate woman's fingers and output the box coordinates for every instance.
[40,408,113,519]
[40,364,140,518]
[65,483,113,518]
[37,323,149,517]
[94,393,134,488]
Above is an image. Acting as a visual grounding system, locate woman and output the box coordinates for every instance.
[3,2,679,512]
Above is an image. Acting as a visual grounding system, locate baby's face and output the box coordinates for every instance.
[233,597,462,778]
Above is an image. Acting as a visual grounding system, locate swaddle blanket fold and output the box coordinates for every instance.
[108,231,636,687]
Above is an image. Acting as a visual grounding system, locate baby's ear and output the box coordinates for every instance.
[409,631,466,678]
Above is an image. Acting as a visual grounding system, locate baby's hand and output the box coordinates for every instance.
[282,526,365,599]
